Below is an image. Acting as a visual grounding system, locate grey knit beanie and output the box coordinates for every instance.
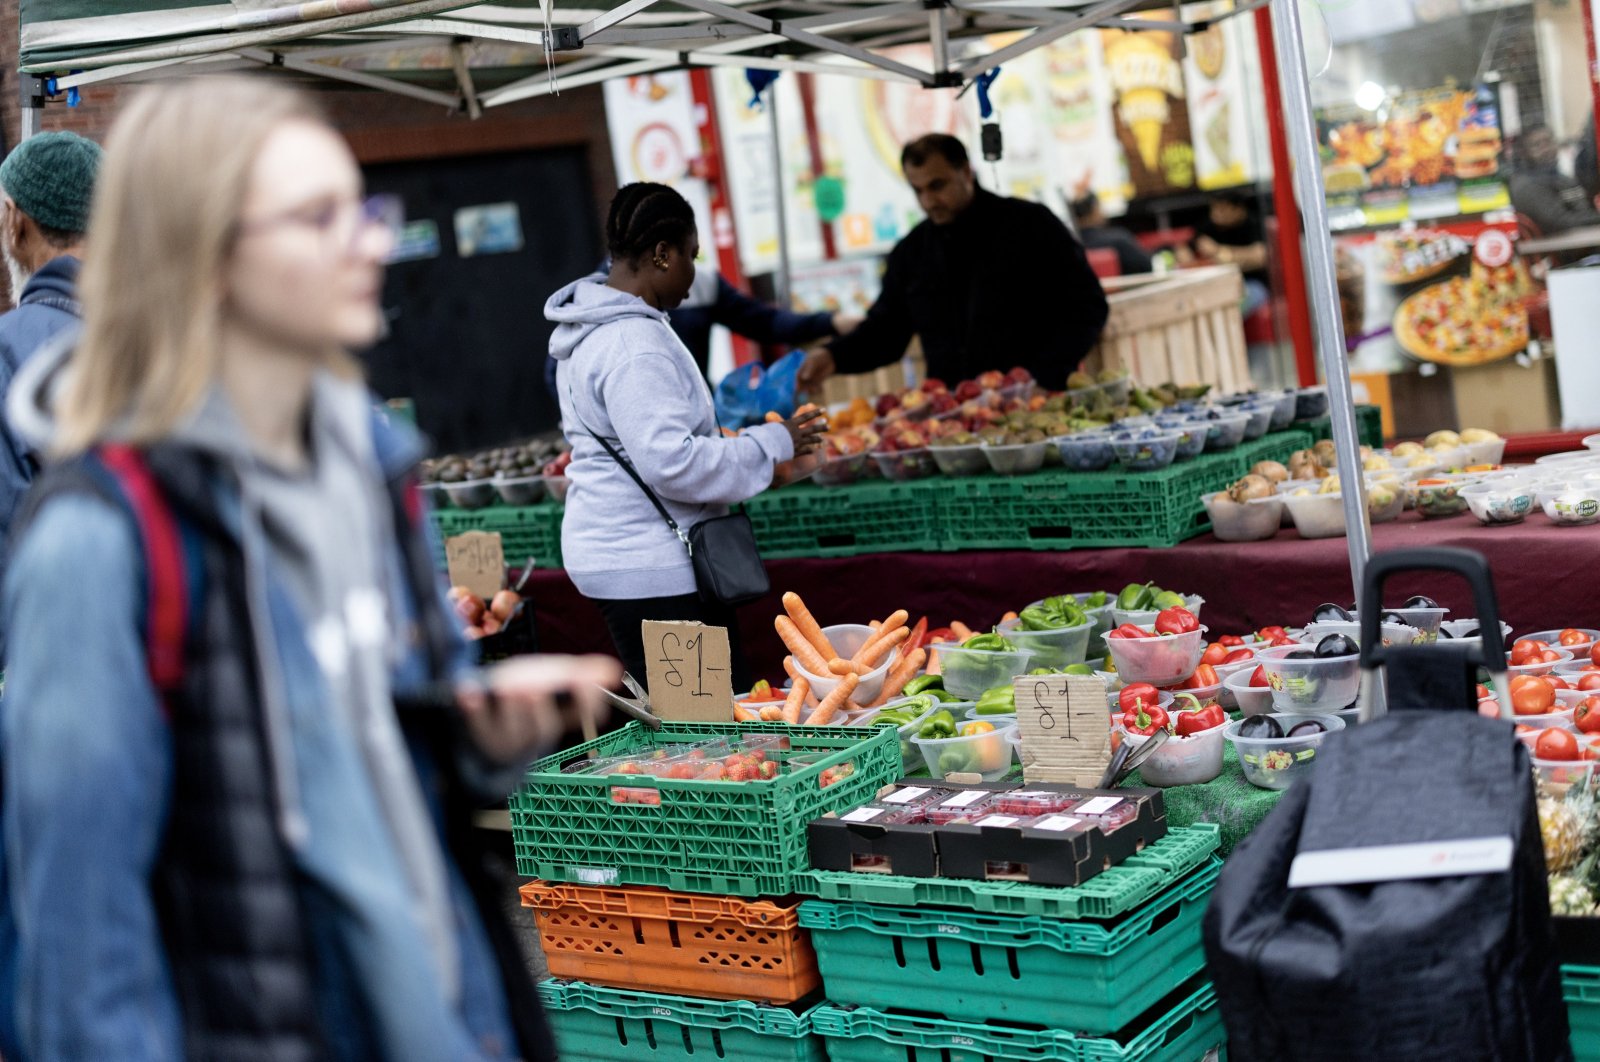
[0,132,102,235]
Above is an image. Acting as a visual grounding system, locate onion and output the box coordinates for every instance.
[1252,460,1288,484]
[1229,474,1274,503]
[1313,439,1337,467]
[1288,449,1323,479]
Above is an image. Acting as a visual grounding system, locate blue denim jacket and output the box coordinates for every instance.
[0,414,520,1061]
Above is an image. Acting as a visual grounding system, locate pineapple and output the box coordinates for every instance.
[1541,795,1589,873]
[1549,875,1599,916]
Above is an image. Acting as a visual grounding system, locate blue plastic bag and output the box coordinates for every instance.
[714,349,803,429]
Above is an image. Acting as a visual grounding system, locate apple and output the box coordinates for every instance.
[929,393,958,414]
[976,370,1005,390]
[1006,366,1034,384]
[955,380,983,402]
[921,378,949,394]
[875,393,900,417]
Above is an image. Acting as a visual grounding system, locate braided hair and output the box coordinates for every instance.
[607,182,696,267]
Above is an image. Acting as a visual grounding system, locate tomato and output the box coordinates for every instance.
[1591,641,1600,667]
[1549,676,1572,691]
[1479,698,1501,718]
[1511,679,1556,716]
[1258,626,1289,642]
[1249,665,1270,688]
[1579,674,1600,692]
[1200,643,1228,666]
[1538,649,1563,664]
[1218,635,1245,647]
[1223,648,1255,664]
[1510,675,1547,694]
[1536,728,1581,762]
[1476,683,1490,700]
[1576,696,1600,735]
[1561,628,1589,647]
[1511,639,1550,666]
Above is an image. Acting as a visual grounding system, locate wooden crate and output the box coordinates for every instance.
[1084,266,1251,394]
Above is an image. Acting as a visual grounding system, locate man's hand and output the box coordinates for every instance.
[831,313,863,337]
[1194,235,1221,261]
[797,348,836,394]
[458,654,622,765]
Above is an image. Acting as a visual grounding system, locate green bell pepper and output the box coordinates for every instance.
[1018,594,1089,632]
[903,674,945,696]
[1083,590,1109,609]
[960,633,1013,652]
[1115,582,1154,611]
[1063,663,1096,676]
[918,710,957,738]
[1150,589,1187,611]
[922,688,961,703]
[975,685,1015,714]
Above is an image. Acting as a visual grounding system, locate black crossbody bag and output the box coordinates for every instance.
[574,411,771,607]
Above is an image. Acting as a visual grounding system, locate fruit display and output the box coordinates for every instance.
[447,585,524,640]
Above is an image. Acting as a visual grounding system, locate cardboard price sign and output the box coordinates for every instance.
[444,531,505,601]
[1013,673,1113,786]
[643,620,733,723]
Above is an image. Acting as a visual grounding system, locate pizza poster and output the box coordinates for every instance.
[1101,29,1196,198]
[1338,222,1531,374]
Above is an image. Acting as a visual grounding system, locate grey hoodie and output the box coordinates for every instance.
[546,275,792,599]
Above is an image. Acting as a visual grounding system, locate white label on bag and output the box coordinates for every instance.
[940,790,991,809]
[884,786,932,805]
[842,806,886,823]
[976,815,1020,827]
[1075,797,1123,815]
[1036,816,1084,832]
[1288,836,1514,888]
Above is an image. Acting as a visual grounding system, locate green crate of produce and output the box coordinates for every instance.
[800,862,1218,1033]
[538,979,826,1062]
[812,976,1223,1062]
[796,826,1220,920]
[1565,965,1600,1060]
[511,722,901,896]
[430,503,563,570]
[1298,405,1384,449]
[936,450,1245,551]
[744,479,944,558]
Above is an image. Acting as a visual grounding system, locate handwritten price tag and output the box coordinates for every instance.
[444,531,505,601]
[1013,674,1113,786]
[643,620,733,722]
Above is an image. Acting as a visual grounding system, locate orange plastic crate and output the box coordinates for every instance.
[520,881,821,1004]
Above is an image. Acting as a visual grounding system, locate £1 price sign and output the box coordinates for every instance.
[1012,673,1113,786]
[643,620,733,722]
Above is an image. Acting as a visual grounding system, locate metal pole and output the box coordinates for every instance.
[18,75,45,142]
[1266,0,1371,589]
[767,86,792,308]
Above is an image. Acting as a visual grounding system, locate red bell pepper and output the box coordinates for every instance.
[1258,626,1289,642]
[1117,683,1160,714]
[1121,702,1170,736]
[1249,665,1271,688]
[1154,607,1200,636]
[1223,648,1255,664]
[1174,702,1228,735]
[903,616,929,653]
[924,626,956,645]
[1218,634,1245,647]
[1200,643,1228,666]
[1185,664,1219,688]
[1109,623,1154,640]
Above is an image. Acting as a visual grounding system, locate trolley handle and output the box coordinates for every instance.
[1358,547,1505,670]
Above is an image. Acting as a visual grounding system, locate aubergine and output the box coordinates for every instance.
[1403,595,1439,609]
[1315,634,1359,658]
[1312,603,1353,623]
[1287,720,1328,737]
[1238,715,1285,739]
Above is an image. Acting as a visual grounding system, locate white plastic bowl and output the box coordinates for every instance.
[1506,647,1574,678]
[1113,595,1205,629]
[1224,668,1275,716]
[996,618,1093,670]
[912,726,1018,781]
[1300,620,1424,649]
[1225,712,1345,790]
[1105,626,1207,687]
[1280,490,1348,539]
[1203,491,1283,542]
[793,624,892,703]
[929,643,1035,700]
[1354,607,1448,642]
[1257,644,1361,713]
[983,441,1049,476]
[1541,485,1600,526]
[1121,723,1224,787]
[1461,480,1535,526]
[1521,629,1600,660]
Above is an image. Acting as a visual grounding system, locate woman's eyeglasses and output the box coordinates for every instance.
[237,193,404,257]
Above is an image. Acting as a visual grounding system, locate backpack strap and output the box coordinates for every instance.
[95,444,191,696]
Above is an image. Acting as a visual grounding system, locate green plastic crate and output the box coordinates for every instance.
[801,862,1218,1034]
[1564,965,1600,1061]
[429,502,563,570]
[744,479,944,558]
[1298,405,1384,449]
[812,977,1224,1062]
[795,825,1221,920]
[511,722,901,896]
[539,979,826,1062]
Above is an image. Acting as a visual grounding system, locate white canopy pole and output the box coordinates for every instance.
[1266,0,1374,590]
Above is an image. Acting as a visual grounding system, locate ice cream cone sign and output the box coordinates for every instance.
[1103,31,1186,173]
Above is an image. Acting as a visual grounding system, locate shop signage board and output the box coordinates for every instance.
[445,531,504,601]
[1013,673,1114,786]
[643,620,734,722]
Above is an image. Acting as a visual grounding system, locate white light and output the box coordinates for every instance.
[1354,81,1386,112]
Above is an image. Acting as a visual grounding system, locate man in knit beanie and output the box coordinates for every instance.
[0,132,100,652]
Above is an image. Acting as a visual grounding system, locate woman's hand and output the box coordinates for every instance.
[458,654,622,765]
[784,406,827,457]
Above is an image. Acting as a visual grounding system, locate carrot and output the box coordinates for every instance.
[782,592,837,659]
[927,651,943,676]
[776,616,831,675]
[859,626,910,669]
[827,657,868,676]
[853,610,908,663]
[871,647,925,706]
[950,621,974,641]
[808,672,858,726]
[782,677,809,724]
[869,620,882,631]
[759,705,785,721]
[1001,611,1019,624]
[733,704,761,722]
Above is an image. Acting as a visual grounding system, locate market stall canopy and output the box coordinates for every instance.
[19,0,1264,108]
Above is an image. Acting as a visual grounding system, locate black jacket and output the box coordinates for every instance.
[828,189,1109,390]
[1510,165,1600,236]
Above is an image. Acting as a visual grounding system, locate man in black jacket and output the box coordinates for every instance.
[797,134,1108,393]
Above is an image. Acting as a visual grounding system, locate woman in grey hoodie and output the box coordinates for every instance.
[547,183,824,689]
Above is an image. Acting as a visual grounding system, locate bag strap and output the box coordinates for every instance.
[564,378,692,554]
[96,444,190,695]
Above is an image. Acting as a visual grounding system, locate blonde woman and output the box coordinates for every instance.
[0,76,614,1061]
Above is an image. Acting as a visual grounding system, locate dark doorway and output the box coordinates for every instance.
[361,147,601,454]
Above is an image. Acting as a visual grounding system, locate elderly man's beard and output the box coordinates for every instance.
[2,243,28,308]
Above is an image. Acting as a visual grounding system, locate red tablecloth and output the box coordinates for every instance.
[523,512,1596,682]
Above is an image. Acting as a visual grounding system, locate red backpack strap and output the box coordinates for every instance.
[97,444,188,694]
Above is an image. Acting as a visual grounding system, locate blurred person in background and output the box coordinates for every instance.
[1184,190,1271,316]
[0,75,618,1062]
[1511,124,1600,236]
[547,182,824,690]
[1070,192,1153,275]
